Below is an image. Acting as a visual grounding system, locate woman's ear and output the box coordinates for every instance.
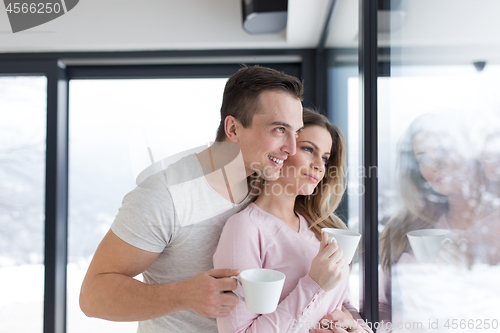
[225,115,240,143]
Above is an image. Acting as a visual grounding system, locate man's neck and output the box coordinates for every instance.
[196,142,249,204]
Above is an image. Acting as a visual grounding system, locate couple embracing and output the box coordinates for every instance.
[80,66,371,333]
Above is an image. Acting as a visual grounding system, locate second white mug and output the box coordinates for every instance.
[321,228,361,264]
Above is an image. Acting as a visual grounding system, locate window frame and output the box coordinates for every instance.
[0,60,69,333]
[0,2,383,325]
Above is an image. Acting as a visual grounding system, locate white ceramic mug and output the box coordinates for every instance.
[321,228,361,264]
[231,268,286,314]
[407,229,456,264]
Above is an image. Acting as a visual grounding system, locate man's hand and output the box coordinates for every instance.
[179,268,241,318]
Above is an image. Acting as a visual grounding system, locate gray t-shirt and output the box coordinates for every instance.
[111,153,252,332]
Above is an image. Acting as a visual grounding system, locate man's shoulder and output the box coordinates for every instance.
[163,153,203,185]
[136,153,200,189]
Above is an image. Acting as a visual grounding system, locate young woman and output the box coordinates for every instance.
[213,109,370,333]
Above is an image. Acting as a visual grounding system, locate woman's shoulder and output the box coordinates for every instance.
[232,202,272,219]
[225,203,279,232]
[225,203,263,228]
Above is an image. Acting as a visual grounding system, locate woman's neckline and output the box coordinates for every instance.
[250,202,302,234]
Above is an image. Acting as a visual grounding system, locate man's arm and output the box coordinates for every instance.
[79,229,240,321]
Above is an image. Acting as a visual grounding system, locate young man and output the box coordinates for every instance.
[79,66,304,332]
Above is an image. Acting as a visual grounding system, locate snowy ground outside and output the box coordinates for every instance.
[392,263,500,333]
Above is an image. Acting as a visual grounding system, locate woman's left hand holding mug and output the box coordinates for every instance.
[308,231,345,292]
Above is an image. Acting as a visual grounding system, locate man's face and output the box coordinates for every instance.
[236,90,303,181]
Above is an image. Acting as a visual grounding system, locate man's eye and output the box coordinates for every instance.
[276,127,285,133]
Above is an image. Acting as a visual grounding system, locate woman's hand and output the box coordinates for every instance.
[309,324,369,333]
[308,231,345,292]
[310,307,369,333]
[319,307,357,330]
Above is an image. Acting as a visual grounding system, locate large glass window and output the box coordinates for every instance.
[67,78,227,332]
[0,76,47,333]
[377,1,500,331]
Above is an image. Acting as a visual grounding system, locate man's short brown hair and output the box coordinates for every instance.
[215,65,304,142]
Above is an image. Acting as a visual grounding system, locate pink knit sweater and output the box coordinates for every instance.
[213,203,368,333]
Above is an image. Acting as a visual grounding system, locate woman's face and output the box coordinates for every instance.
[277,125,333,196]
[413,132,467,196]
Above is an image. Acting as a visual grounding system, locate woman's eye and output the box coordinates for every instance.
[417,155,431,166]
[322,157,329,164]
[302,146,313,153]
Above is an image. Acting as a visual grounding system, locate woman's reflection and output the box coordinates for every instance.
[378,111,500,332]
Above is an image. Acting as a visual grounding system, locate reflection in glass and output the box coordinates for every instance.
[377,0,500,328]
[0,76,47,333]
[67,78,227,332]
[379,108,500,331]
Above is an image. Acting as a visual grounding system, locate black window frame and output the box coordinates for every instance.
[0,60,69,333]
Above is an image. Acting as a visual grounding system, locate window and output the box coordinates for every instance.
[67,78,227,332]
[378,64,500,331]
[377,0,500,330]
